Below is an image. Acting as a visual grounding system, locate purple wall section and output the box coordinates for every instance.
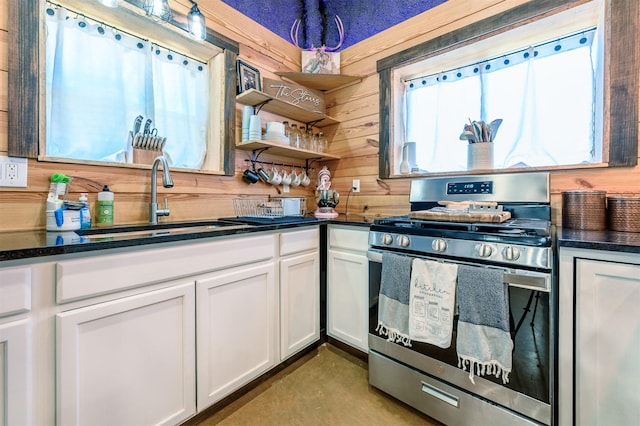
[221,0,447,50]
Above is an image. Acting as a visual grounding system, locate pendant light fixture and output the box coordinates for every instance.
[188,1,207,40]
[142,0,172,22]
[96,0,119,7]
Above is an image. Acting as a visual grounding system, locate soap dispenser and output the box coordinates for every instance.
[96,185,114,227]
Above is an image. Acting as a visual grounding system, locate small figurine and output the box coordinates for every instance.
[317,165,332,190]
[314,166,339,218]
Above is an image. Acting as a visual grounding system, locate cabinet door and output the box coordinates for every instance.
[280,251,320,360]
[0,320,30,426]
[576,259,640,425]
[196,262,277,410]
[327,249,369,352]
[56,282,196,426]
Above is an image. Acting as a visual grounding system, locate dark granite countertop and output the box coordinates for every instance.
[557,227,640,254]
[0,216,372,263]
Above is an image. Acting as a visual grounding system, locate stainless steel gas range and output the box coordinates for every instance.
[367,172,555,426]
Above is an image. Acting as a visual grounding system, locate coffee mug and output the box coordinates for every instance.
[289,170,301,187]
[299,171,311,187]
[281,169,292,186]
[267,167,282,185]
[256,167,269,183]
[242,169,259,184]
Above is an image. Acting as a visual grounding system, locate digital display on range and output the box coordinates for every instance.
[446,181,493,194]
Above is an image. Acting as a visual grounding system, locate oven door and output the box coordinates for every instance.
[367,248,553,425]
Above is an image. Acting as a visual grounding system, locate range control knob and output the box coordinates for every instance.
[382,234,393,245]
[503,246,521,261]
[432,239,447,252]
[398,235,411,248]
[475,244,494,258]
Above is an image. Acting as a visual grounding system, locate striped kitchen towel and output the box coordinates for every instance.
[376,252,413,346]
[456,264,513,384]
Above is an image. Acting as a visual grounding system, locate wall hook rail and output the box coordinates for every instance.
[244,158,315,173]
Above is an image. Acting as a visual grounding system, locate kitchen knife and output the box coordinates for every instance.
[133,115,143,134]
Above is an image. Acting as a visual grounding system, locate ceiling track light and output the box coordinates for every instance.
[142,0,172,22]
[188,0,207,40]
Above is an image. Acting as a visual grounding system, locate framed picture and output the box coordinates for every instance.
[236,60,261,94]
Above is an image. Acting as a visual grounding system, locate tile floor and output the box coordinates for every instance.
[196,344,442,426]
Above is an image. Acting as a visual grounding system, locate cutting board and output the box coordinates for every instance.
[409,209,511,223]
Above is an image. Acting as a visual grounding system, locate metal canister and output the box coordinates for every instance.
[562,190,606,230]
[607,196,640,232]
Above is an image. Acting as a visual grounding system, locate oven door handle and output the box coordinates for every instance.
[367,248,384,263]
[366,248,549,291]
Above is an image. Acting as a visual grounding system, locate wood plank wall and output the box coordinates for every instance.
[1,0,639,231]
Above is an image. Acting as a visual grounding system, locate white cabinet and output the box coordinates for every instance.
[327,225,369,352]
[558,248,640,426]
[279,228,320,360]
[195,261,277,409]
[0,320,30,426]
[3,228,322,423]
[56,281,196,426]
[0,266,32,426]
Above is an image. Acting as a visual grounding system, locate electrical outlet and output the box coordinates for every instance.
[352,179,360,193]
[0,156,28,187]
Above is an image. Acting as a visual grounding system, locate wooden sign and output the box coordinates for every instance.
[262,78,326,114]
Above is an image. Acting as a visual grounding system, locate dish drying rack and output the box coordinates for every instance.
[233,197,307,218]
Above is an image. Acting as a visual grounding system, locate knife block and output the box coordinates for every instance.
[133,148,159,165]
[128,131,163,165]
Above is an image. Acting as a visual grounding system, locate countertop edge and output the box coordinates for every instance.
[0,218,372,263]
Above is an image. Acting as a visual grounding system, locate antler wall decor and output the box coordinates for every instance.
[290,15,344,52]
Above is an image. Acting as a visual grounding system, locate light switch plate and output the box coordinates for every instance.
[0,156,28,187]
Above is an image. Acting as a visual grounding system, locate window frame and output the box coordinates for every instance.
[376,0,639,179]
[8,0,239,176]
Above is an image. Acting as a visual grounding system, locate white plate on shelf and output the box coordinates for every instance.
[263,133,289,144]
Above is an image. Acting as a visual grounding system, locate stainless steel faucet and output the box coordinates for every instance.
[149,156,174,225]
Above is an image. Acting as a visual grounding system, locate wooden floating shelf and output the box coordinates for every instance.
[236,89,339,127]
[275,72,363,92]
[236,139,341,161]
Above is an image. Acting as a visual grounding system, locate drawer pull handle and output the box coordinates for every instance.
[421,381,459,407]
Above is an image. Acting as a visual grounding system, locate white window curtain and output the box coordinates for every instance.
[404,28,599,173]
[45,5,209,169]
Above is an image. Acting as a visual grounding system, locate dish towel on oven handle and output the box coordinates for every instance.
[376,252,412,346]
[456,264,513,384]
[409,258,458,348]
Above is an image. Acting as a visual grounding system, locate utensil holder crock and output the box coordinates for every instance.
[467,142,493,170]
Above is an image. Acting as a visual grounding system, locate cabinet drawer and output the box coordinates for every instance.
[279,227,319,256]
[56,234,275,303]
[0,266,31,317]
[328,225,369,252]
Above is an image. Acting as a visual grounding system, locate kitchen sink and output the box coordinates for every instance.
[76,220,252,240]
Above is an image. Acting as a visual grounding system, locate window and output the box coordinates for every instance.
[405,29,599,173]
[45,5,209,169]
[376,0,639,178]
[8,0,239,175]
